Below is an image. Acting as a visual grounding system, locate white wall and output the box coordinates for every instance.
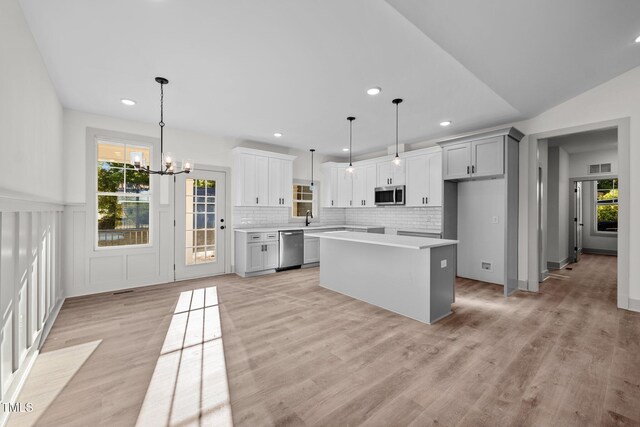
[0,0,65,413]
[569,148,618,178]
[546,146,570,266]
[0,0,64,202]
[517,65,640,306]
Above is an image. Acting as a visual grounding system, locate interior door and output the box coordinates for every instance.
[175,170,226,280]
[574,181,583,263]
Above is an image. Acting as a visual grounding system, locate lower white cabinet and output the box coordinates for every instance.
[304,237,320,264]
[235,231,279,276]
[246,242,278,272]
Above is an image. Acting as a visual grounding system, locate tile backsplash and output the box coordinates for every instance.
[233,205,441,233]
[345,206,442,233]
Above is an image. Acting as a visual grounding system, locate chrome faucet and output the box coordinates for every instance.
[305,210,313,227]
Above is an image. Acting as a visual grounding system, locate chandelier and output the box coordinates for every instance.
[133,77,193,175]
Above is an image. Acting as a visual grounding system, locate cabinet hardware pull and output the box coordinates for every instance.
[472,165,475,174]
[256,197,259,204]
[426,197,428,204]
[422,197,425,204]
[467,166,470,174]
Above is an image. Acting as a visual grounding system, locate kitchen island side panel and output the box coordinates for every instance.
[318,238,438,323]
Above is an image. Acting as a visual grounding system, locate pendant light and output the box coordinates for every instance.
[392,98,403,166]
[346,116,355,174]
[309,148,316,192]
[133,77,193,175]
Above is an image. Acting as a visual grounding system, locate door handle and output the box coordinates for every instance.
[220,225,225,230]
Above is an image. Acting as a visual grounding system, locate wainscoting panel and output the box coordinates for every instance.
[127,253,157,281]
[89,256,125,286]
[0,198,64,408]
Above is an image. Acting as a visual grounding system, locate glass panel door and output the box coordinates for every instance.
[175,170,226,280]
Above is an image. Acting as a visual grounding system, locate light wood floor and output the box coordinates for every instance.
[9,254,640,426]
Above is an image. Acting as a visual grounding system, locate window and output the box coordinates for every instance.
[292,183,315,218]
[595,179,618,233]
[96,141,151,247]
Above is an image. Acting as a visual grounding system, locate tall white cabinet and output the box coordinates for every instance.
[438,127,523,296]
[405,150,442,207]
[232,148,296,207]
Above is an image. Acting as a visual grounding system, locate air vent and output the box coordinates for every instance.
[481,261,493,272]
[588,163,612,175]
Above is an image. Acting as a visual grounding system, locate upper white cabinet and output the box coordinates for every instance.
[232,148,296,206]
[268,157,293,206]
[321,165,338,207]
[405,152,442,206]
[442,136,504,180]
[353,164,377,207]
[336,166,353,207]
[322,147,442,208]
[377,161,406,187]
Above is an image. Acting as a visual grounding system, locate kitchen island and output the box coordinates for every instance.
[307,231,458,324]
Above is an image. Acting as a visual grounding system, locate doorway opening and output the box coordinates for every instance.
[536,126,619,304]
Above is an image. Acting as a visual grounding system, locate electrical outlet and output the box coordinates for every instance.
[491,216,499,224]
[481,261,493,271]
[441,259,447,268]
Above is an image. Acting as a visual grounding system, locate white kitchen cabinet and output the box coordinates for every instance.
[442,136,503,180]
[352,165,376,207]
[247,242,265,272]
[322,165,339,208]
[406,152,442,206]
[336,167,353,207]
[377,161,405,187]
[264,241,278,269]
[442,143,471,180]
[304,237,320,264]
[232,148,296,206]
[471,137,504,178]
[268,157,293,207]
[238,231,280,275]
[236,153,269,206]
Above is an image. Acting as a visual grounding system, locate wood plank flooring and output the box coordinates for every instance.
[9,254,640,426]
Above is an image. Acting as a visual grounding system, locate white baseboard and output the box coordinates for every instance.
[628,298,640,312]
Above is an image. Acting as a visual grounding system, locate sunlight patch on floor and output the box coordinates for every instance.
[135,286,232,427]
[7,340,102,427]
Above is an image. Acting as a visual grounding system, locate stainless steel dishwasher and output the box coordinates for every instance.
[278,229,304,270]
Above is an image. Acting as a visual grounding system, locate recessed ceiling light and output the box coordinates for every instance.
[367,87,382,96]
[342,148,349,152]
[274,132,283,137]
[440,120,452,127]
[635,35,640,43]
[121,98,136,106]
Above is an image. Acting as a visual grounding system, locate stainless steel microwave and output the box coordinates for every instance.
[374,185,405,206]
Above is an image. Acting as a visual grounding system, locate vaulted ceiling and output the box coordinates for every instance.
[19,0,640,155]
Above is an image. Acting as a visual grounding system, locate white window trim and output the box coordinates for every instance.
[292,179,319,219]
[92,135,156,251]
[592,179,618,237]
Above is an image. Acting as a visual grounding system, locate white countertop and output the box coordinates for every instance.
[233,224,383,233]
[307,231,458,250]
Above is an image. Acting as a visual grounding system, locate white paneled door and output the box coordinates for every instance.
[175,170,227,280]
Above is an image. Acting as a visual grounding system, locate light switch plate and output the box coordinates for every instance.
[441,259,447,268]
